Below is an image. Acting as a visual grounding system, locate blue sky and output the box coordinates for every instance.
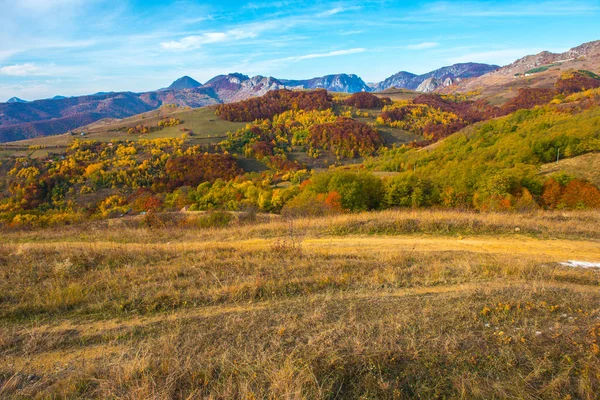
[0,0,599,101]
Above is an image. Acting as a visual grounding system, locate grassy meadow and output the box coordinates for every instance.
[1,209,600,399]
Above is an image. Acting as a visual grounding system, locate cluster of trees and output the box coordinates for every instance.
[161,153,242,191]
[413,94,498,123]
[500,88,557,115]
[555,70,600,95]
[502,71,600,114]
[281,168,600,216]
[127,125,152,135]
[541,177,600,209]
[157,117,181,128]
[343,92,391,109]
[377,102,464,140]
[215,89,332,122]
[307,118,382,158]
[0,138,246,222]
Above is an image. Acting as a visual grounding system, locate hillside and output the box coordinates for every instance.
[445,40,600,103]
[1,74,600,229]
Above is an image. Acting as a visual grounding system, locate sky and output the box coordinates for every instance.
[0,0,599,101]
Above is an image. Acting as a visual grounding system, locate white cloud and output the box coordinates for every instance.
[0,63,45,76]
[317,5,361,17]
[318,7,345,17]
[283,48,366,62]
[340,30,364,36]
[161,29,259,50]
[407,42,439,50]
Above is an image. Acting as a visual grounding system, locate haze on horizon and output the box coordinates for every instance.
[0,0,599,102]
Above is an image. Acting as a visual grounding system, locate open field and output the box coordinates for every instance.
[1,210,599,398]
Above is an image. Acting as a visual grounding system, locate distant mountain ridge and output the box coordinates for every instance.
[372,63,499,92]
[4,40,598,143]
[280,74,371,93]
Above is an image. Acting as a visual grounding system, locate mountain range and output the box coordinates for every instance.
[0,63,496,142]
[2,40,599,142]
[370,63,499,92]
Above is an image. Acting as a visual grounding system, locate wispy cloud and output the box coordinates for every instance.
[407,42,439,50]
[0,63,45,76]
[161,30,259,50]
[317,5,361,17]
[282,48,366,62]
[318,7,346,17]
[340,30,364,36]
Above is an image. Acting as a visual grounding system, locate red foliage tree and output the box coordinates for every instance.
[413,94,498,123]
[216,89,333,122]
[555,71,600,95]
[423,121,468,141]
[541,178,562,209]
[307,117,381,158]
[344,92,391,109]
[559,179,600,209]
[500,88,556,115]
[163,154,242,190]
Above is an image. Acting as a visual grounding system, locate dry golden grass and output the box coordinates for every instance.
[1,209,599,398]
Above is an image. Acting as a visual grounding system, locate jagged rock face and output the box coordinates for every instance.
[375,63,498,91]
[203,74,286,102]
[280,74,371,93]
[416,77,441,93]
[415,76,462,93]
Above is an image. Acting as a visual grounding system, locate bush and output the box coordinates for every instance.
[281,191,337,218]
[196,211,233,228]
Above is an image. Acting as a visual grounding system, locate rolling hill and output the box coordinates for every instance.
[444,40,600,102]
